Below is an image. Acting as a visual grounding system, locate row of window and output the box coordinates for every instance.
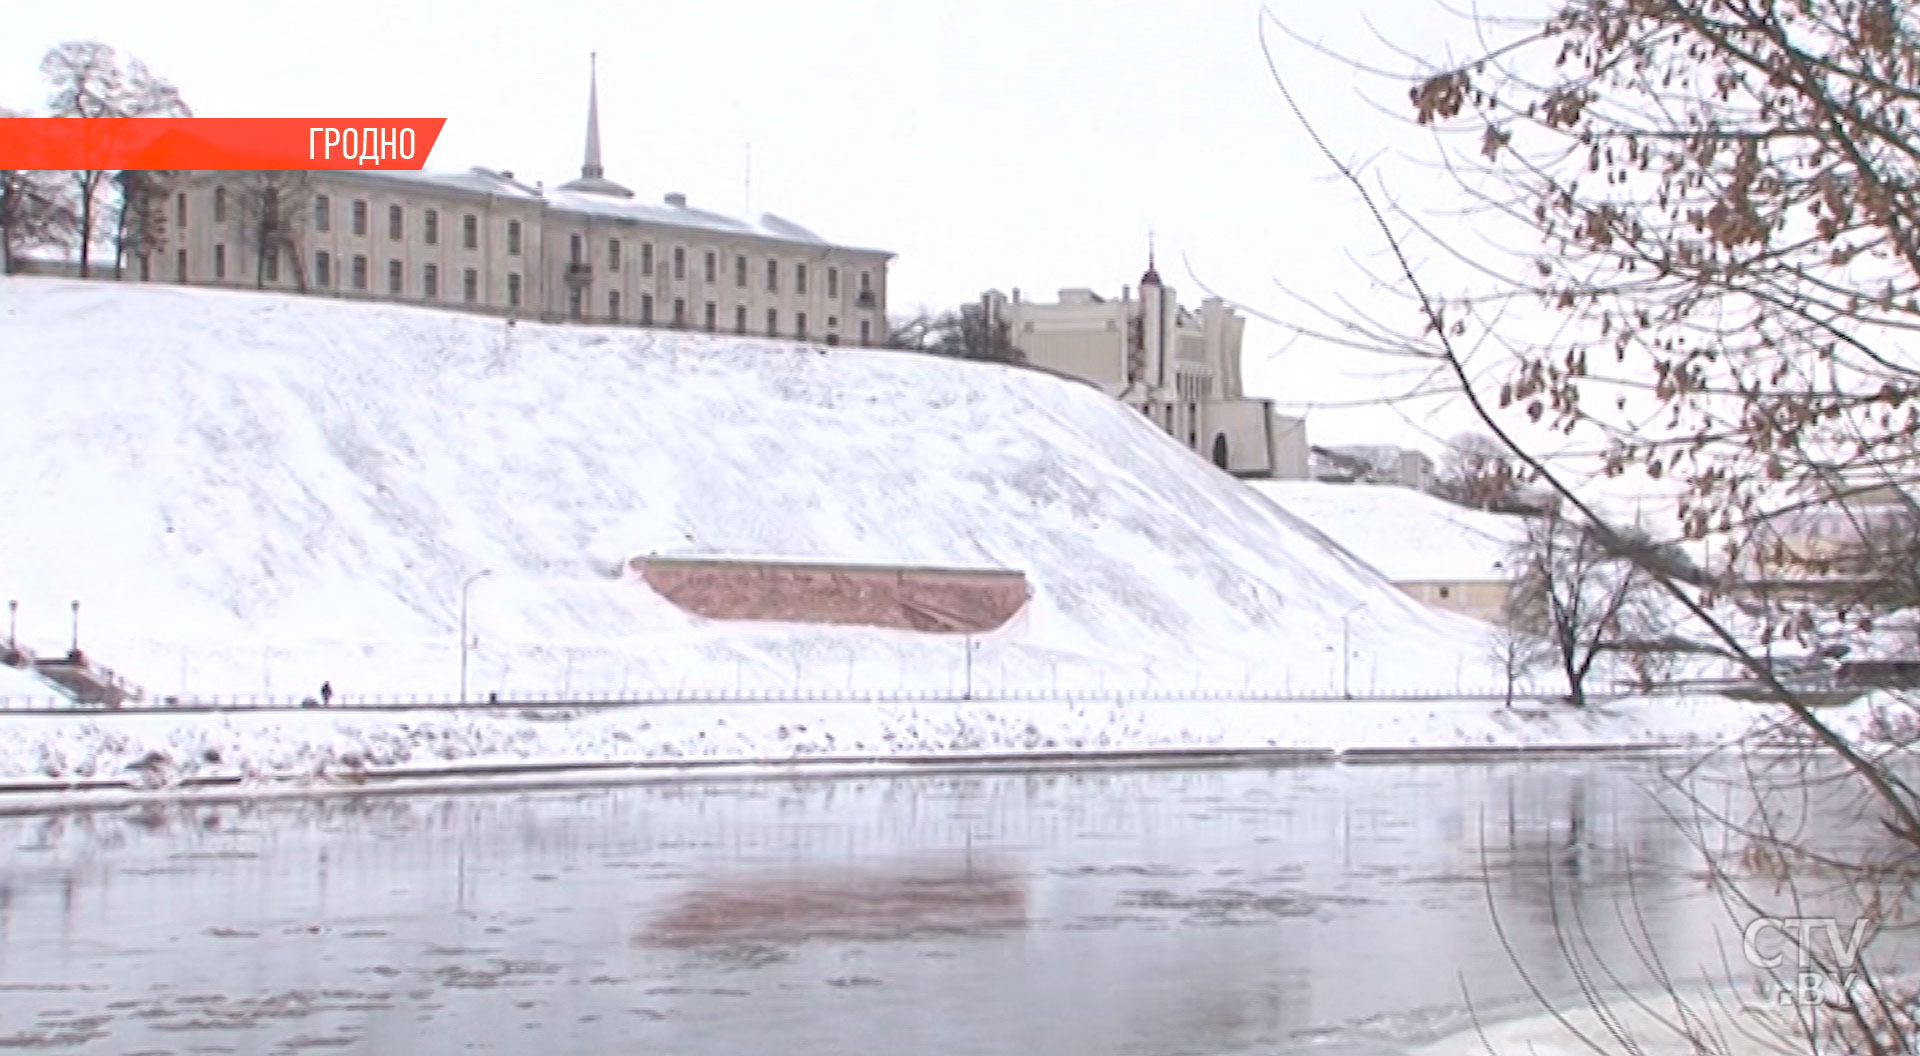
[305,196,877,297]
[182,190,879,303]
[170,244,875,343]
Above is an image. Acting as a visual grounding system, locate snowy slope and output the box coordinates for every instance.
[1247,481,1529,582]
[0,278,1498,698]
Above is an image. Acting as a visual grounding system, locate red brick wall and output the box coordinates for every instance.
[635,558,1029,633]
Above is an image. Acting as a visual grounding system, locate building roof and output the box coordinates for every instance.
[1248,480,1530,583]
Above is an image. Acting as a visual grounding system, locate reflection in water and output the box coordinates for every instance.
[0,759,1885,1056]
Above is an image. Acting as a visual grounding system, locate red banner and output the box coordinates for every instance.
[0,119,447,171]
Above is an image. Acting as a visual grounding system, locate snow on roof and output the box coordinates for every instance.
[351,167,545,200]
[543,189,890,255]
[1247,480,1529,583]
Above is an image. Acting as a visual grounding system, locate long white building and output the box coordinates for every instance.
[144,57,895,346]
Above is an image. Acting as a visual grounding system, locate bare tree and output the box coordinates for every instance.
[1434,432,1523,510]
[1255,1,1920,1052]
[890,304,1024,363]
[0,166,73,276]
[1486,609,1550,707]
[230,171,310,292]
[1506,509,1673,707]
[111,169,173,280]
[40,42,190,278]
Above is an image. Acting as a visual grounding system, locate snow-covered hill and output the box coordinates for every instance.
[0,278,1497,699]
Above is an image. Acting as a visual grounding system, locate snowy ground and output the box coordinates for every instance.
[0,693,1869,794]
[0,278,1511,702]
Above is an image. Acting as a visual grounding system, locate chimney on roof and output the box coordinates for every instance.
[665,192,687,208]
[1012,287,1021,303]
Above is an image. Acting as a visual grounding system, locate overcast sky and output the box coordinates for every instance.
[4,0,1523,454]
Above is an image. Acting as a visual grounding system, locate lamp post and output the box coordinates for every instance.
[459,569,493,705]
[1340,602,1365,699]
[69,600,80,657]
[7,599,15,652]
[963,635,977,700]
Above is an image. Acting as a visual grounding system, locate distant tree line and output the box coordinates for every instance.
[887,303,1025,364]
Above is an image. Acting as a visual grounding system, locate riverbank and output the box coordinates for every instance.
[0,693,1875,807]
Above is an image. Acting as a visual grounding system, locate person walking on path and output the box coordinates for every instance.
[319,681,333,707]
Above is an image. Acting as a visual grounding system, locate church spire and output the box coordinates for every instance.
[582,52,604,180]
[556,53,633,198]
[1140,230,1162,287]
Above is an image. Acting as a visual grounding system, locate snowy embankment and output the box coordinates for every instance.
[0,694,1860,798]
[0,278,1504,701]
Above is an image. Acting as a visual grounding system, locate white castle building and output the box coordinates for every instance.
[980,256,1309,478]
[143,57,895,345]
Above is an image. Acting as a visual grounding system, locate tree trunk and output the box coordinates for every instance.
[76,174,94,280]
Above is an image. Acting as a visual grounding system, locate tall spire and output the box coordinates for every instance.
[557,53,633,198]
[1140,230,1162,287]
[582,52,604,180]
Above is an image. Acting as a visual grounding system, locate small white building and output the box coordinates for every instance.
[1312,445,1436,490]
[979,255,1307,479]
[1249,480,1530,621]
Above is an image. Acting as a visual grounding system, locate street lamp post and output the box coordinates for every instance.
[6,599,15,652]
[1340,602,1365,699]
[459,570,493,705]
[69,600,80,657]
[963,635,977,700]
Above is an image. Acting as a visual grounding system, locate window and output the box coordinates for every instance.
[176,193,186,227]
[608,290,621,319]
[795,263,807,294]
[860,319,871,345]
[608,238,621,272]
[176,249,187,280]
[507,273,522,308]
[795,311,807,339]
[463,214,477,249]
[351,255,368,290]
[766,259,778,292]
[213,186,226,223]
[312,195,330,232]
[766,307,778,336]
[735,305,747,334]
[568,287,583,319]
[672,298,686,327]
[569,233,583,263]
[213,244,226,280]
[463,268,478,303]
[507,220,521,256]
[263,251,279,283]
[704,301,716,331]
[423,263,438,299]
[387,259,403,294]
[828,267,838,298]
[827,315,837,329]
[388,204,403,240]
[351,200,367,236]
[640,242,653,275]
[672,246,685,281]
[314,251,331,287]
[735,255,746,287]
[640,293,654,324]
[704,251,715,284]
[424,209,438,245]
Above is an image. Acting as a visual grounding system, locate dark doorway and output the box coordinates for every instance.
[1211,434,1229,469]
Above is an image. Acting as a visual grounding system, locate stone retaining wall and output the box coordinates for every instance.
[635,556,1029,633]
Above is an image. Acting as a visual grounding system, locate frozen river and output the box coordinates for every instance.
[0,757,1895,1054]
